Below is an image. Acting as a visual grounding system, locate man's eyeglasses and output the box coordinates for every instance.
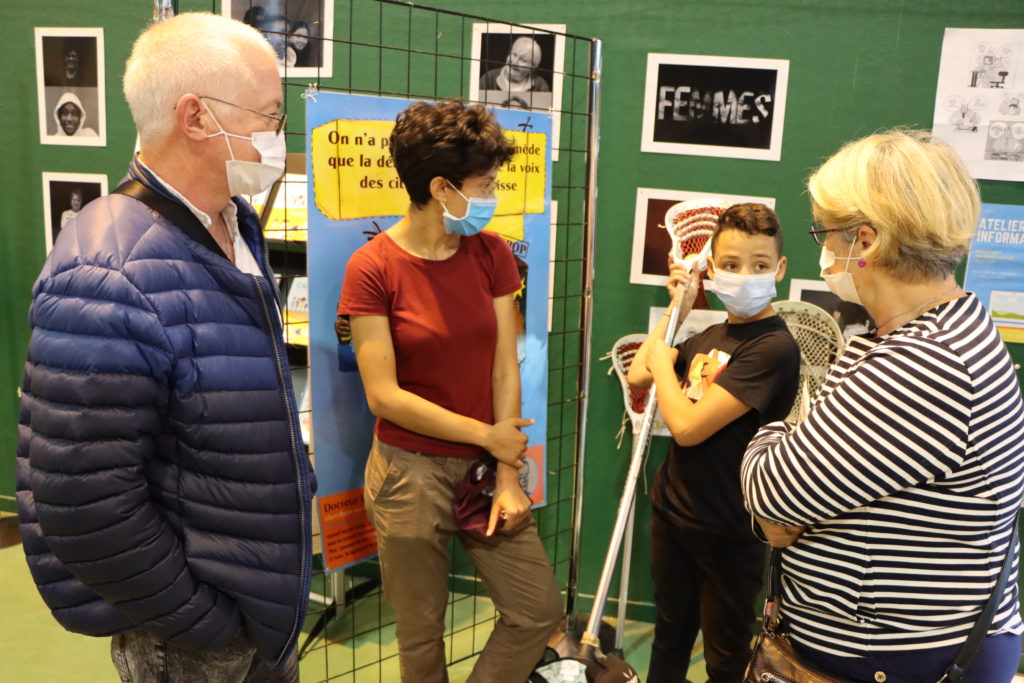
[199,95,287,134]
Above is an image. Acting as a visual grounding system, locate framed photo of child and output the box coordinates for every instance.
[42,171,108,252]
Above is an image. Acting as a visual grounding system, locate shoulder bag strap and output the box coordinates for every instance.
[941,534,1019,683]
[763,548,785,633]
[113,179,228,260]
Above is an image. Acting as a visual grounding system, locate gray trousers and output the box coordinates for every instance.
[365,438,563,683]
[111,628,298,683]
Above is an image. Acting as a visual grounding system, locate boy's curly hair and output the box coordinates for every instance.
[712,203,783,255]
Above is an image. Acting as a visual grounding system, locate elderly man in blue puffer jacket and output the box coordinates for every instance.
[16,13,314,682]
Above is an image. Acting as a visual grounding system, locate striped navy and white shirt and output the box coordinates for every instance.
[741,293,1024,657]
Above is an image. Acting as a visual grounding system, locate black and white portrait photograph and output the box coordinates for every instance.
[224,0,334,78]
[640,53,789,161]
[42,172,108,252]
[34,27,105,146]
[470,23,565,159]
[788,279,874,341]
[630,187,775,286]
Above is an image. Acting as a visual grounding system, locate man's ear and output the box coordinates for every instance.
[775,255,788,282]
[177,94,209,142]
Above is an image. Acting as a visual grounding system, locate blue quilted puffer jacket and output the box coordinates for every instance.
[16,160,314,668]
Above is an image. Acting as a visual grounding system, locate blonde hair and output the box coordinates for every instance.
[123,13,276,147]
[807,129,980,282]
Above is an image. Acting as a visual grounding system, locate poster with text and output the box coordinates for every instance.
[641,53,788,161]
[964,203,1024,344]
[306,92,552,571]
[932,28,1024,182]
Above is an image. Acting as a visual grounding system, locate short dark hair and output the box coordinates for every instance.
[390,100,515,206]
[711,203,783,256]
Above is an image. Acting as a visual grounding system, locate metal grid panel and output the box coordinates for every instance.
[223,1,597,679]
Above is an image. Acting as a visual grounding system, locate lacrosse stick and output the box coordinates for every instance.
[773,300,844,422]
[579,200,728,664]
[662,199,731,310]
[604,334,649,655]
[608,335,651,439]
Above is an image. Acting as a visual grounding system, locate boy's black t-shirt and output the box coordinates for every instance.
[651,314,800,536]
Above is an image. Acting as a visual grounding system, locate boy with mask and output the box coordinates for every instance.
[628,202,800,683]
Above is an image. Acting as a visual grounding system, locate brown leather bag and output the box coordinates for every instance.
[743,550,854,683]
[744,626,853,683]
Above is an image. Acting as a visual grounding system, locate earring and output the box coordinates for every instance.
[857,260,866,268]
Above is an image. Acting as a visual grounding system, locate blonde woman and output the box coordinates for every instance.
[742,129,1024,682]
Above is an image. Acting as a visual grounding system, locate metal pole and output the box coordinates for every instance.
[565,36,602,627]
[613,497,635,654]
[153,0,175,22]
[582,285,685,655]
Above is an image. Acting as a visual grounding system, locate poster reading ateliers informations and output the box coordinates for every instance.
[932,28,1024,182]
[306,92,553,572]
[964,203,1024,344]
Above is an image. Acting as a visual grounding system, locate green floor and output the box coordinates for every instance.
[2,544,713,682]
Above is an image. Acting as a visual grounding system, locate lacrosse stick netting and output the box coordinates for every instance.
[773,300,844,423]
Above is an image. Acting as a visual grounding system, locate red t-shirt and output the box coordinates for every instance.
[338,230,521,457]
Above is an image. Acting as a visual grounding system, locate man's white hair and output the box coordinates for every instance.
[123,12,276,146]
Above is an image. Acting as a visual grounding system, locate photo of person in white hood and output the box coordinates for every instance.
[53,91,97,137]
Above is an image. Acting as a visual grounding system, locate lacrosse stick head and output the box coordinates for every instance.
[773,300,845,422]
[662,198,732,273]
[610,334,651,435]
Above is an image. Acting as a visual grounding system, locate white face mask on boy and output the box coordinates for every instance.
[704,263,778,319]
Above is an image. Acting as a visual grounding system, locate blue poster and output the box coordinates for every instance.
[964,203,1024,345]
[305,92,552,571]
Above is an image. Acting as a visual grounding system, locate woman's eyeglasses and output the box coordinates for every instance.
[809,222,862,247]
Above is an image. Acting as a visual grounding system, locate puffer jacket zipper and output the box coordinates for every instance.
[252,254,311,667]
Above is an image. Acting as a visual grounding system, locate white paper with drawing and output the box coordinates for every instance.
[932,28,1024,181]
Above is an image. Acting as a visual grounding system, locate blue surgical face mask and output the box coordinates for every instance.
[440,181,498,236]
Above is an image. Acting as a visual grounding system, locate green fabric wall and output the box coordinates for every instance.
[2,1,1024,625]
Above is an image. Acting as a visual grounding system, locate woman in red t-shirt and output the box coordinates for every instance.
[338,100,561,683]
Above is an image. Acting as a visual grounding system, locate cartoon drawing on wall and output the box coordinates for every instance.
[933,28,1024,181]
[34,27,106,146]
[946,96,981,132]
[985,121,1024,161]
[968,43,1014,88]
[998,94,1022,116]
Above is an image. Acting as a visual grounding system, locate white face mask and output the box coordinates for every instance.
[205,104,286,196]
[819,241,862,305]
[704,263,778,319]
